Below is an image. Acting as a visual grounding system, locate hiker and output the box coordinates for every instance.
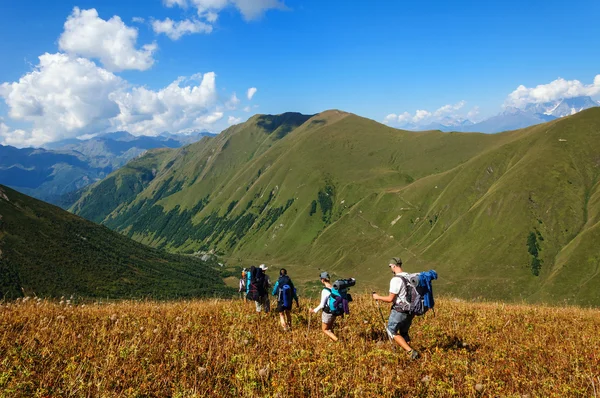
[254,264,271,313]
[272,268,299,331]
[310,271,339,341]
[372,257,420,359]
[239,269,247,301]
[246,265,270,312]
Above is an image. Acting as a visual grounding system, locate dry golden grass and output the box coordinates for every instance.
[1,296,599,397]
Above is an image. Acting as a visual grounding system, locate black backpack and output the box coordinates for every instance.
[247,266,267,301]
[392,275,427,316]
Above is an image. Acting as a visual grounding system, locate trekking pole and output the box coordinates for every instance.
[373,292,395,346]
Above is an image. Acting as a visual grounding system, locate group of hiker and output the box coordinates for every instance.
[239,258,437,360]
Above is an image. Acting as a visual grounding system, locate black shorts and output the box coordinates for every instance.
[276,303,292,312]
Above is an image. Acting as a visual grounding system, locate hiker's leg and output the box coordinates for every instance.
[279,312,287,329]
[388,310,413,352]
[399,314,414,343]
[264,296,270,313]
[322,322,338,341]
[321,313,338,341]
[255,300,262,313]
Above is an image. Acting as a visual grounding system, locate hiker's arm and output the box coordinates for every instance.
[373,292,397,303]
[271,281,279,296]
[313,289,328,313]
[293,288,299,306]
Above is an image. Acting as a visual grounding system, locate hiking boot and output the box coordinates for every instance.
[409,350,420,360]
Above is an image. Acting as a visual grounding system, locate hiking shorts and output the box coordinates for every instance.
[255,295,270,313]
[387,309,414,342]
[321,312,337,328]
[276,303,292,313]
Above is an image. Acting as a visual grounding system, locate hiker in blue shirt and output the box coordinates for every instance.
[272,268,299,331]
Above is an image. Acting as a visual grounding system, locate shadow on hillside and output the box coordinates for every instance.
[432,335,479,353]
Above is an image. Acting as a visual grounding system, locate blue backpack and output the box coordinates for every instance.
[277,275,294,309]
[324,279,354,316]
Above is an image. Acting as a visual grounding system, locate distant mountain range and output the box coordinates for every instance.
[0,131,216,206]
[413,96,600,133]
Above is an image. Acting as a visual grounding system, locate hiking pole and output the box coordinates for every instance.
[373,292,395,346]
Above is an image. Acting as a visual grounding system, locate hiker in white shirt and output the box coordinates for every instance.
[310,272,339,341]
[372,257,420,360]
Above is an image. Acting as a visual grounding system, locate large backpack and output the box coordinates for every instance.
[277,275,293,309]
[247,266,267,301]
[324,281,353,316]
[392,273,432,316]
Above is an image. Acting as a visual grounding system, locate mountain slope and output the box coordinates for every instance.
[0,185,232,299]
[72,108,600,306]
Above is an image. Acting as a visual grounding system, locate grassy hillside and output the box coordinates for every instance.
[1,296,598,397]
[71,109,600,306]
[0,185,233,299]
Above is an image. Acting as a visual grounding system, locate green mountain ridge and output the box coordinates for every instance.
[71,108,600,305]
[0,185,232,299]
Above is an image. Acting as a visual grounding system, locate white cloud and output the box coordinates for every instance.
[111,72,220,135]
[0,122,39,147]
[195,111,223,125]
[132,17,146,23]
[58,8,156,71]
[383,101,476,128]
[413,109,432,122]
[152,18,212,40]
[225,93,240,110]
[0,53,123,146]
[505,75,600,108]
[229,0,286,20]
[0,53,231,146]
[243,106,251,112]
[247,87,257,100]
[228,115,242,125]
[164,0,188,7]
[166,0,285,21]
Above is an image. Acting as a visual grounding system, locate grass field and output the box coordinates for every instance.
[1,296,599,397]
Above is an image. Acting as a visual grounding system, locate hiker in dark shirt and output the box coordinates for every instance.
[254,264,271,313]
[272,268,299,331]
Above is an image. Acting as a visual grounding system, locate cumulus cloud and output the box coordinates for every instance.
[225,93,240,110]
[111,72,219,135]
[195,111,223,125]
[247,87,257,100]
[132,17,146,23]
[152,18,212,40]
[0,53,232,146]
[505,75,600,108]
[228,115,242,125]
[58,8,156,71]
[0,53,124,145]
[243,106,251,112]
[383,101,475,128]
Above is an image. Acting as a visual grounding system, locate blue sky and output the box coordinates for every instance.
[1,0,599,146]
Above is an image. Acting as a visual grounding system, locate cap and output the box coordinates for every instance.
[388,257,402,267]
[320,271,330,280]
[259,264,268,271]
